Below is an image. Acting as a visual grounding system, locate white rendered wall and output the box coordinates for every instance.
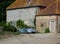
[7,7,39,26]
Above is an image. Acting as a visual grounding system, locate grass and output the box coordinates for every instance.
[0,31,20,39]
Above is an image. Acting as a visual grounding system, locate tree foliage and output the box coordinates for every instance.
[0,0,15,22]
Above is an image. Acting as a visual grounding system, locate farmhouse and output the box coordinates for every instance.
[6,0,45,27]
[6,0,60,33]
[36,0,60,33]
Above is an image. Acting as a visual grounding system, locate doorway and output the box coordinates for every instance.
[49,20,56,33]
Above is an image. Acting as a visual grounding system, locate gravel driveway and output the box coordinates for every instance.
[0,33,60,44]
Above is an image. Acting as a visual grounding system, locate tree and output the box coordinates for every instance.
[0,0,15,22]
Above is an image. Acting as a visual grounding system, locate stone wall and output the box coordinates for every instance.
[36,16,56,33]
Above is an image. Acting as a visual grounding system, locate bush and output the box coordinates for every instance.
[0,21,6,27]
[16,20,28,28]
[3,22,17,32]
[45,28,50,33]
[0,21,18,32]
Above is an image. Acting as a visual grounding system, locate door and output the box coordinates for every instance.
[49,20,56,33]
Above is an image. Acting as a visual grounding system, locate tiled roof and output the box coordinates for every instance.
[37,0,60,15]
[6,0,45,9]
[7,0,60,15]
[7,0,27,9]
[58,0,60,14]
[29,0,44,6]
[7,0,56,9]
[42,0,56,6]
